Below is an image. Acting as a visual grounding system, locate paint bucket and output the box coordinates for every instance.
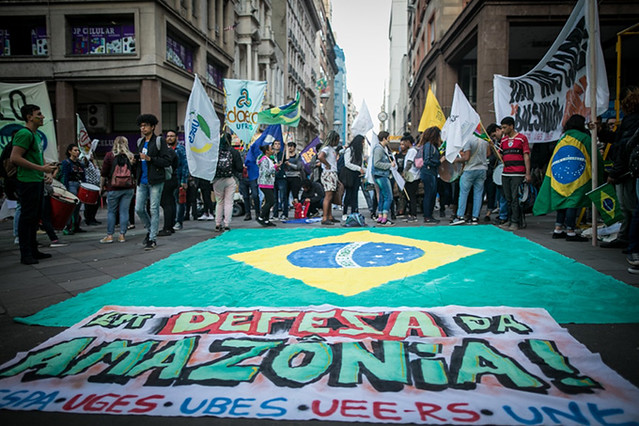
[50,187,78,230]
[77,183,100,205]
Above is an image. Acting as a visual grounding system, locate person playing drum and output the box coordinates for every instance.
[60,144,86,235]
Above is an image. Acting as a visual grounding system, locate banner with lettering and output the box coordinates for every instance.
[493,0,609,143]
[1,305,637,423]
[0,81,58,162]
[224,79,266,144]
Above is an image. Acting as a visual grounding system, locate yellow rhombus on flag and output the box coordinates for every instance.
[418,86,446,131]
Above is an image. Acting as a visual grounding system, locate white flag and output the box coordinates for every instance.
[184,75,220,181]
[224,79,266,144]
[493,0,608,142]
[0,81,57,162]
[351,100,374,137]
[365,130,378,184]
[441,84,481,163]
[76,114,93,157]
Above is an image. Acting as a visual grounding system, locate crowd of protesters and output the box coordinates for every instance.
[3,89,639,274]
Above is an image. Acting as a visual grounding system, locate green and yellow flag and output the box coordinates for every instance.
[533,129,602,216]
[257,92,301,127]
[418,86,446,131]
[587,183,624,226]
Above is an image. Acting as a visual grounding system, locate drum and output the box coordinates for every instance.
[50,187,78,230]
[50,178,65,191]
[77,183,100,205]
[438,159,464,183]
[493,163,504,186]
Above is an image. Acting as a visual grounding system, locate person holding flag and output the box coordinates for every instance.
[534,114,602,242]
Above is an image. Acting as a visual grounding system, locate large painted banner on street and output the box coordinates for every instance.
[493,0,608,143]
[224,78,266,144]
[1,305,638,423]
[0,81,57,161]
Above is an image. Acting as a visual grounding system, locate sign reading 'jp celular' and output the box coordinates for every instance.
[1,305,638,423]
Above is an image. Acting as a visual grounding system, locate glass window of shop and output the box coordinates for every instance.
[68,15,135,55]
[0,16,47,57]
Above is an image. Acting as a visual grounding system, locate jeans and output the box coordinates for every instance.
[239,177,260,217]
[421,173,437,218]
[66,180,81,230]
[374,176,392,215]
[555,208,577,231]
[273,178,288,217]
[260,187,275,220]
[496,186,508,220]
[457,169,486,219]
[213,177,237,227]
[502,175,525,225]
[136,182,164,241]
[17,181,43,260]
[107,189,134,235]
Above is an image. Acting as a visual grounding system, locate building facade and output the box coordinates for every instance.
[333,45,348,144]
[387,0,409,135]
[407,0,639,133]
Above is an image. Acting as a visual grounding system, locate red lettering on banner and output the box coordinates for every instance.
[373,401,401,420]
[415,402,446,422]
[340,399,370,418]
[105,394,136,413]
[448,403,481,422]
[311,399,338,417]
[62,393,163,414]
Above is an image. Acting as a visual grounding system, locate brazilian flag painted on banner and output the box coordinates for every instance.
[587,183,624,225]
[533,129,602,215]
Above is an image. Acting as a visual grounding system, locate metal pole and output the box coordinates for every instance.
[589,0,599,247]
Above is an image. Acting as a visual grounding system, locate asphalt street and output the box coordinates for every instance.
[0,203,637,425]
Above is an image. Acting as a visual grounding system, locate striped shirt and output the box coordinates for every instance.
[500,133,530,176]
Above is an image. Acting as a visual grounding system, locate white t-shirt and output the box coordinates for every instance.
[404,147,420,181]
[320,145,338,172]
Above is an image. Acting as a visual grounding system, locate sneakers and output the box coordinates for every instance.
[127,224,136,230]
[280,215,288,221]
[450,217,466,226]
[406,216,418,223]
[508,224,520,231]
[628,265,639,275]
[244,214,252,221]
[552,231,567,239]
[215,225,223,232]
[63,229,74,236]
[498,221,511,229]
[49,239,68,248]
[100,236,114,244]
[144,240,157,250]
[157,229,172,237]
[143,233,150,246]
[470,217,480,225]
[173,222,183,231]
[423,217,440,224]
[566,234,587,242]
[379,218,394,226]
[626,252,639,266]
[118,234,126,243]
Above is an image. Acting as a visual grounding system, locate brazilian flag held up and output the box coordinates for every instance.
[257,92,301,127]
[533,129,602,215]
[587,183,624,225]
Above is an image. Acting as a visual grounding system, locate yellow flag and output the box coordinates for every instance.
[418,86,446,131]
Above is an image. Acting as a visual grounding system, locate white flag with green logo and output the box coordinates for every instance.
[184,75,220,180]
[223,78,266,144]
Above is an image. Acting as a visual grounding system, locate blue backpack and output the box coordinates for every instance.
[343,212,367,227]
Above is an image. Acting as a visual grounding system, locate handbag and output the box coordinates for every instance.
[331,180,345,205]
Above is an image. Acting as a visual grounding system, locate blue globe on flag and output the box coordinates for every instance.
[551,145,586,185]
[287,242,424,269]
[602,196,615,213]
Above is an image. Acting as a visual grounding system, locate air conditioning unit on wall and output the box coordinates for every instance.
[87,104,107,129]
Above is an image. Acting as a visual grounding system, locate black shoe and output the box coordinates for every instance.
[144,240,157,250]
[215,225,223,232]
[143,233,150,245]
[21,257,39,265]
[35,251,52,259]
[600,239,627,248]
[552,231,567,239]
[157,229,172,237]
[244,214,252,221]
[74,228,87,233]
[566,234,588,242]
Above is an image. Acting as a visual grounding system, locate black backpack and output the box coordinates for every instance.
[216,149,233,178]
[1,131,35,200]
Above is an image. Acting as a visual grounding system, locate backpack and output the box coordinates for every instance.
[1,131,35,200]
[627,129,639,178]
[414,145,424,169]
[216,149,233,178]
[344,212,367,227]
[110,154,134,188]
[518,182,538,212]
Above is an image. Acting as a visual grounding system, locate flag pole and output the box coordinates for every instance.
[588,0,599,247]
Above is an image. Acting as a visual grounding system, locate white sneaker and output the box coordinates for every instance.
[207,213,215,221]
[450,217,466,226]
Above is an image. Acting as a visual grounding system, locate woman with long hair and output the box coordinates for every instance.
[419,127,442,224]
[372,131,395,225]
[342,134,365,216]
[60,143,85,234]
[317,130,341,225]
[99,136,136,243]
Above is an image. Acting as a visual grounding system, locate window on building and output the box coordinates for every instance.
[206,59,225,90]
[460,62,477,107]
[68,15,135,55]
[427,14,435,48]
[162,102,178,131]
[166,30,194,73]
[0,16,47,56]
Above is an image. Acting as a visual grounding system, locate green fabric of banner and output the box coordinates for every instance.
[17,227,639,327]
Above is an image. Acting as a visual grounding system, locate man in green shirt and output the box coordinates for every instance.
[10,104,58,265]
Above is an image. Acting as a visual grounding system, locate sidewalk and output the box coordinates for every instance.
[0,205,637,425]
